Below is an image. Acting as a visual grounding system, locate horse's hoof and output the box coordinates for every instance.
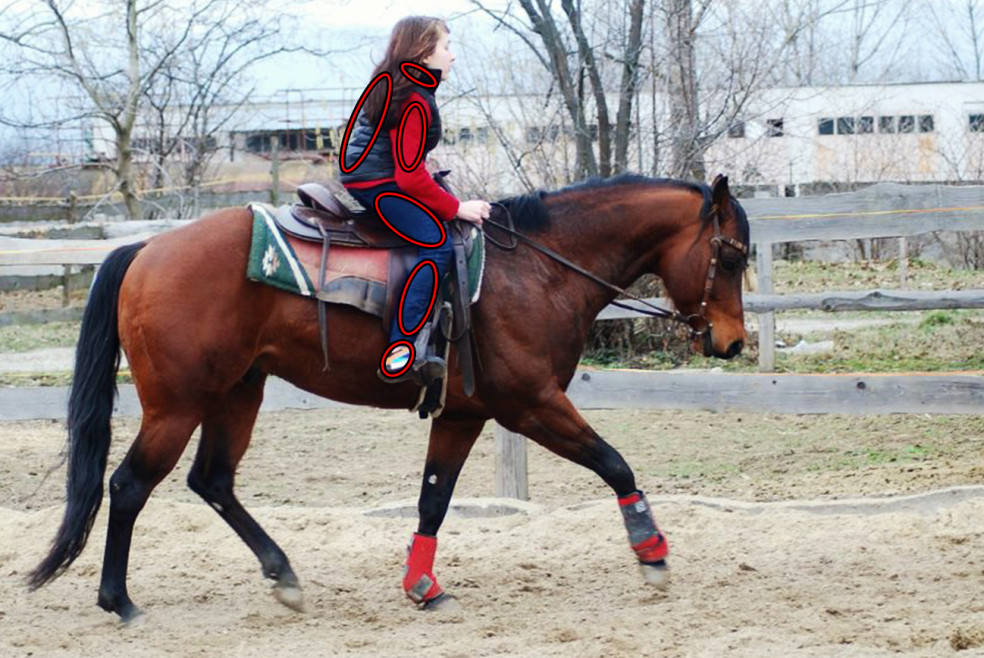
[639,560,670,589]
[120,607,147,626]
[420,592,460,612]
[273,583,306,612]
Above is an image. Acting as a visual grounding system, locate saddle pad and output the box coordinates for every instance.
[247,203,316,297]
[247,203,485,312]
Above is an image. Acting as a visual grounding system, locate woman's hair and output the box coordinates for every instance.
[363,16,449,129]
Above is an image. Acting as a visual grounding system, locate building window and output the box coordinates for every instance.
[898,115,915,133]
[767,118,784,137]
[818,117,834,135]
[971,114,984,132]
[836,117,855,135]
[879,116,896,133]
[918,115,934,133]
[858,116,874,134]
[727,121,745,138]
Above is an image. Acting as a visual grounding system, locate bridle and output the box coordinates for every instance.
[483,201,749,340]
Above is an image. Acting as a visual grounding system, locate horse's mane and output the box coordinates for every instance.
[493,173,750,246]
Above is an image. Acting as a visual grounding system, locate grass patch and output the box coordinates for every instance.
[0,322,80,352]
[0,371,131,388]
[771,259,984,294]
[778,315,984,373]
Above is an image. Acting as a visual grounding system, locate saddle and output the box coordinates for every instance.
[276,182,408,249]
[266,180,481,416]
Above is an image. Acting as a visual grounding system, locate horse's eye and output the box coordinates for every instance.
[720,254,743,273]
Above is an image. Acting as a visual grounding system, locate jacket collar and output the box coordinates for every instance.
[413,65,443,94]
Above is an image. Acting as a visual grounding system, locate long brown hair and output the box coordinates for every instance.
[364,16,449,130]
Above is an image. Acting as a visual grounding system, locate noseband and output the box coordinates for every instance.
[484,201,748,340]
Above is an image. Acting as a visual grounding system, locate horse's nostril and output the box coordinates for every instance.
[727,340,744,358]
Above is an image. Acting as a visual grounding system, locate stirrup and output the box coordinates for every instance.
[377,355,446,386]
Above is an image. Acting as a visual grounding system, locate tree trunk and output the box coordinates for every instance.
[518,0,598,179]
[119,0,141,219]
[116,126,141,220]
[665,0,704,181]
[613,0,646,174]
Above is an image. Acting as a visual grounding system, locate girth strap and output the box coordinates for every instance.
[317,224,331,371]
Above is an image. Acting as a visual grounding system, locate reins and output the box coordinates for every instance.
[482,200,748,340]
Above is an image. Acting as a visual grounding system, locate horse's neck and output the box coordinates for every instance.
[536,189,691,309]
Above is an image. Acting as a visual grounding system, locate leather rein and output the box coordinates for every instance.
[482,201,749,340]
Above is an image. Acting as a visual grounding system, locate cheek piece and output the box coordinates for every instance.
[618,491,669,563]
[402,532,444,605]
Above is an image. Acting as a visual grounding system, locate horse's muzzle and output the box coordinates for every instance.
[699,332,744,360]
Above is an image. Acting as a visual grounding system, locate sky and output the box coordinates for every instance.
[272,0,493,91]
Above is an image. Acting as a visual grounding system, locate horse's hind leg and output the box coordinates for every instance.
[186,372,304,612]
[502,388,669,587]
[98,408,202,622]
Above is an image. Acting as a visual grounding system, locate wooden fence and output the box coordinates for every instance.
[2,184,984,500]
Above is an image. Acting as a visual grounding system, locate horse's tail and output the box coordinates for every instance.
[28,241,145,590]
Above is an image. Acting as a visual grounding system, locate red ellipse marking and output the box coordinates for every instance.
[379,340,415,378]
[338,72,392,174]
[373,192,447,248]
[397,101,427,172]
[398,259,439,336]
[399,62,438,88]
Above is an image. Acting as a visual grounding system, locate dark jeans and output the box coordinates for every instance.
[346,182,454,345]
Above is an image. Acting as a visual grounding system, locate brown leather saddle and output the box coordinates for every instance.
[275,182,408,248]
[273,181,479,409]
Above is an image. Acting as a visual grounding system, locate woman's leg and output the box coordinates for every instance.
[345,184,454,371]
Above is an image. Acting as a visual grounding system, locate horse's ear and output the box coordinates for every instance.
[711,174,730,205]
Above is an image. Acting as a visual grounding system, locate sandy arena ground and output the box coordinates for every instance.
[1,406,984,657]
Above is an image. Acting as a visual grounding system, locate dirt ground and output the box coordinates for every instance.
[2,407,984,657]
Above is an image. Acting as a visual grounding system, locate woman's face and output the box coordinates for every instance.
[422,31,454,81]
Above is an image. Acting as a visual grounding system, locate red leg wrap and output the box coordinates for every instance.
[618,491,669,563]
[402,533,444,604]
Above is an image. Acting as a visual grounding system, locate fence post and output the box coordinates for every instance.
[269,134,281,206]
[756,243,775,372]
[61,265,71,307]
[898,237,908,289]
[66,191,78,224]
[495,424,529,500]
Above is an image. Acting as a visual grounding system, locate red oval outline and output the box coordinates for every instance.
[374,192,447,248]
[398,259,439,336]
[379,340,415,378]
[338,72,392,174]
[396,101,427,172]
[399,62,438,88]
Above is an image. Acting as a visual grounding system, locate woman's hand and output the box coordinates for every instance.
[455,199,491,227]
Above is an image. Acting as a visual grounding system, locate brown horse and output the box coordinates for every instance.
[28,174,749,621]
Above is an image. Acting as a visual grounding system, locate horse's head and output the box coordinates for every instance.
[656,175,749,359]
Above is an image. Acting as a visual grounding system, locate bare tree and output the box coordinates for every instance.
[0,1,196,219]
[0,0,312,219]
[470,0,646,179]
[925,0,984,81]
[846,0,910,82]
[142,2,309,217]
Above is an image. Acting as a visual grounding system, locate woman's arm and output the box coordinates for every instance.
[391,93,460,221]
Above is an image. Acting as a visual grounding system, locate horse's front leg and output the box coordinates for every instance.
[404,414,484,608]
[502,387,669,587]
